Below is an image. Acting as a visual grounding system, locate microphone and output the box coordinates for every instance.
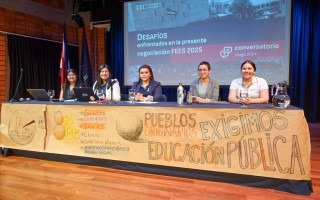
[107,79,117,90]
[9,68,23,102]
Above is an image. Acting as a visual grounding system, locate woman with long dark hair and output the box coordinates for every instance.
[59,69,84,100]
[131,64,162,102]
[92,64,121,101]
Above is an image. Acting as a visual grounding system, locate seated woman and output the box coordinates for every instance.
[59,69,84,100]
[131,64,162,102]
[93,64,121,101]
[228,60,269,105]
[189,61,219,102]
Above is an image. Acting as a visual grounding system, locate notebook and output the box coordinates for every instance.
[27,89,50,101]
[73,87,97,102]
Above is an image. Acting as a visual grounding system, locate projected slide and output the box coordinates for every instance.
[124,0,291,86]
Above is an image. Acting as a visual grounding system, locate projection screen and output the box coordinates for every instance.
[124,0,291,86]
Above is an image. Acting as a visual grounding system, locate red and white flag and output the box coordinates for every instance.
[60,23,70,85]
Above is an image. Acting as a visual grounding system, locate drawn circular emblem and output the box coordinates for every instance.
[116,111,143,141]
[8,110,36,145]
[54,111,64,125]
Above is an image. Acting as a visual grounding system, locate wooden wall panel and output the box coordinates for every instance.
[0,6,106,107]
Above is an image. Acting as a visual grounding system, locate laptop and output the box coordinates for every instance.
[73,87,97,102]
[27,89,50,101]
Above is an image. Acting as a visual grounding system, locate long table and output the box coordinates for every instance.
[0,101,313,195]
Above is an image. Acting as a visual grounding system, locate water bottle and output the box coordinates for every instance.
[187,91,193,104]
[177,83,184,105]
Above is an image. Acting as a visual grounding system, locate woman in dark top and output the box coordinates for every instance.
[59,69,84,100]
[131,64,162,102]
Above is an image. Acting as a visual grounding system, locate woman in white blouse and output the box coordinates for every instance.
[93,64,121,101]
[228,60,269,105]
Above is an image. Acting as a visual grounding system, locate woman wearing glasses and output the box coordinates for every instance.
[59,69,84,100]
[189,61,219,103]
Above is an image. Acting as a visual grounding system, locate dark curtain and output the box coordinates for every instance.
[108,18,124,93]
[291,0,320,122]
[7,34,78,101]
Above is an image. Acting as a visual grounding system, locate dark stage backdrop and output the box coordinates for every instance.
[7,34,79,101]
[290,0,320,122]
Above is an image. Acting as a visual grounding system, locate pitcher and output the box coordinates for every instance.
[271,81,290,108]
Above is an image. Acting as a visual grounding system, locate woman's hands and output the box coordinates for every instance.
[193,97,210,103]
[135,93,145,101]
[239,96,248,105]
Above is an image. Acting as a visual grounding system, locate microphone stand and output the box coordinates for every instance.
[107,80,117,104]
[9,68,23,102]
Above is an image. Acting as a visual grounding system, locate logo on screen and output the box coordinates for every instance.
[220,47,232,58]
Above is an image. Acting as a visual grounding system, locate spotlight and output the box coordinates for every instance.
[72,14,85,28]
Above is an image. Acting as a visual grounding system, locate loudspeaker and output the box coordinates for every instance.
[90,0,122,22]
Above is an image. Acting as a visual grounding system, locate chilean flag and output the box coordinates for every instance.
[60,23,70,85]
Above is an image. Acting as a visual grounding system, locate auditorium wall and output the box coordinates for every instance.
[0,0,107,110]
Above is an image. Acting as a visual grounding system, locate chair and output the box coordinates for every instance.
[160,94,167,102]
[121,94,128,101]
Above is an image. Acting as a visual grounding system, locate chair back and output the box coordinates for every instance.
[121,94,128,101]
[161,94,167,102]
